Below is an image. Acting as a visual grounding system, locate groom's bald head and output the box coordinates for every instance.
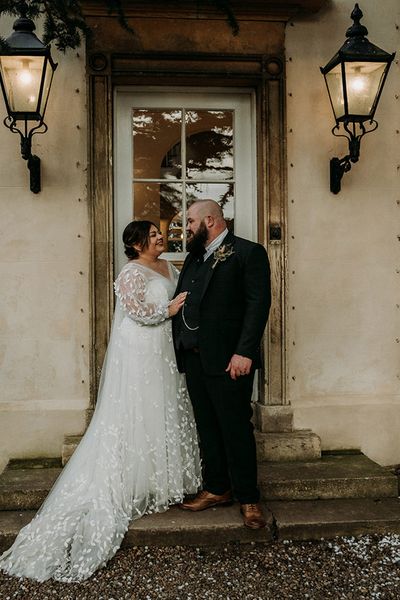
[190,199,224,221]
[186,199,227,251]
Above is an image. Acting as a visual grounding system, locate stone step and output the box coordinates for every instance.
[124,504,273,547]
[2,498,400,554]
[256,429,321,462]
[62,435,82,466]
[0,510,33,553]
[0,467,61,510]
[0,504,273,554]
[266,497,400,540]
[0,454,397,511]
[259,453,399,501]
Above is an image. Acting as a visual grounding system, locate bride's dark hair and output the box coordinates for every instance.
[123,220,158,259]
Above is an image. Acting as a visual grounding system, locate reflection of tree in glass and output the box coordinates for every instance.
[131,112,154,134]
[132,110,181,134]
[185,110,233,178]
[132,110,182,178]
[133,109,235,248]
[219,183,234,210]
[135,183,181,219]
[186,183,234,209]
[166,219,183,252]
[161,142,182,179]
[162,111,181,123]
[136,184,160,218]
[186,130,233,178]
[160,184,183,252]
[160,183,181,216]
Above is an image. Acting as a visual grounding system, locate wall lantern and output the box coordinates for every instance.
[320,3,395,194]
[0,7,57,193]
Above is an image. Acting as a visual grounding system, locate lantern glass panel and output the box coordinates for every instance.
[344,61,387,117]
[325,64,345,121]
[39,58,55,117]
[0,55,45,116]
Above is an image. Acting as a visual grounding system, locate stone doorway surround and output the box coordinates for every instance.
[82,0,328,460]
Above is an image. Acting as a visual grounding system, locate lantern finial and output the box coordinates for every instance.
[346,4,368,39]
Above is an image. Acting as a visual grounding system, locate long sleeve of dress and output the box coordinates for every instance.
[114,267,170,325]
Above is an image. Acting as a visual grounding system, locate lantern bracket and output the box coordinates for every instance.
[330,119,378,194]
[3,115,48,193]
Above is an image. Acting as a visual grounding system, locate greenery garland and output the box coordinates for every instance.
[0,0,238,52]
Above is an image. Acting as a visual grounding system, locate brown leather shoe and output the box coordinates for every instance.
[240,503,267,529]
[180,490,232,511]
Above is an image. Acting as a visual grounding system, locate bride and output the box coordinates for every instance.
[0,220,201,583]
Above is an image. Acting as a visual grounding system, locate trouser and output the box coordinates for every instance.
[183,350,260,504]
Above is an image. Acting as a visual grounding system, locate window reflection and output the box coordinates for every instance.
[133,182,183,252]
[186,110,233,180]
[132,109,182,179]
[132,108,235,252]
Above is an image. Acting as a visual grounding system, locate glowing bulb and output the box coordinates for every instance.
[18,59,34,86]
[351,76,366,92]
[19,70,33,85]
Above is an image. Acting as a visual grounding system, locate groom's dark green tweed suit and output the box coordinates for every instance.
[172,230,271,503]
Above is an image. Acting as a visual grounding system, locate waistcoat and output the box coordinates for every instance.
[175,255,212,349]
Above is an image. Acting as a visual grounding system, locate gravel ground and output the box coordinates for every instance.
[1,534,399,600]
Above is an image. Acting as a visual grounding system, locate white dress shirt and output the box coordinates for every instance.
[203,228,229,262]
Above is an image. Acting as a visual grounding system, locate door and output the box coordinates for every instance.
[114,88,257,273]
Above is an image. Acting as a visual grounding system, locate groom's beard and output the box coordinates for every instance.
[186,221,208,257]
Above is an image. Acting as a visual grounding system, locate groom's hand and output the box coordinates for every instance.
[225,354,252,380]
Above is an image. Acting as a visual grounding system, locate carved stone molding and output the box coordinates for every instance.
[88,72,113,406]
[88,52,109,73]
[259,67,288,406]
[82,0,328,21]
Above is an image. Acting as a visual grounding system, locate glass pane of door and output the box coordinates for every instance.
[114,90,255,272]
[132,109,182,179]
[131,108,235,255]
[186,110,233,180]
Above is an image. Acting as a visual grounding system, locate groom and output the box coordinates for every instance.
[172,199,271,529]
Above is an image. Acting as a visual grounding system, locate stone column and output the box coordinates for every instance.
[255,58,320,462]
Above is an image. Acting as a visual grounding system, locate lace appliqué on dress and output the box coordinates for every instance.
[114,266,169,325]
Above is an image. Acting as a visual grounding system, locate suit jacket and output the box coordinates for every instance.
[172,231,271,375]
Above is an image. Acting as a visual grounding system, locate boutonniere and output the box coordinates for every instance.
[211,243,235,269]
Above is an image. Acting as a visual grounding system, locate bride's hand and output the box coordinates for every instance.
[168,292,188,317]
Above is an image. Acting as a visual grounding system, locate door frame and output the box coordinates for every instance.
[87,51,288,414]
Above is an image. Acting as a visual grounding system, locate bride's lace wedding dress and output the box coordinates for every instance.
[0,261,201,582]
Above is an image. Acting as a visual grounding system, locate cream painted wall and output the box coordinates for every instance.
[0,17,89,465]
[286,0,400,465]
